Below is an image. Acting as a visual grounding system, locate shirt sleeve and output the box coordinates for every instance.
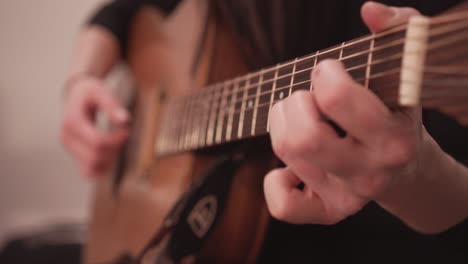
[88,0,182,56]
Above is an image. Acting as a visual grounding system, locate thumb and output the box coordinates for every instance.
[90,85,130,125]
[361,2,421,33]
[263,168,327,224]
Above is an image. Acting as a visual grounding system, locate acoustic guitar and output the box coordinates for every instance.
[83,1,468,263]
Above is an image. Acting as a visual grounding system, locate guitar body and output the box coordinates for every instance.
[84,1,272,263]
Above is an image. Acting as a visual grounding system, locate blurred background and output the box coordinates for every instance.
[0,0,103,255]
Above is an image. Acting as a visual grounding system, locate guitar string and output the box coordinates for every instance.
[191,14,468,99]
[167,70,468,152]
[158,18,468,152]
[184,51,400,111]
[170,20,468,117]
[215,73,468,130]
[179,34,468,126]
[429,10,468,24]
[160,9,468,151]
[190,24,407,94]
[171,18,468,107]
[158,71,468,153]
[163,74,468,153]
[237,74,468,126]
[162,74,468,153]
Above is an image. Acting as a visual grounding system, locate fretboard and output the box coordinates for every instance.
[156,27,407,155]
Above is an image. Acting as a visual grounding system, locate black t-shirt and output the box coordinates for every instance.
[89,0,468,263]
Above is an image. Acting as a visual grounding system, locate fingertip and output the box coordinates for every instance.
[361,1,397,33]
[313,59,351,87]
[362,2,420,33]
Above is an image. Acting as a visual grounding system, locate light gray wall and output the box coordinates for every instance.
[0,0,103,245]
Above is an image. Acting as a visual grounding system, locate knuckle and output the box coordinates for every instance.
[270,98,283,115]
[382,135,416,167]
[324,201,361,225]
[304,123,322,154]
[90,136,108,153]
[318,85,347,116]
[290,90,309,101]
[269,196,290,221]
[264,172,291,222]
[271,136,288,160]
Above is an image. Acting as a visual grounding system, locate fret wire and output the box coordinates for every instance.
[238,75,251,138]
[178,98,189,151]
[215,82,228,143]
[189,95,199,150]
[266,65,279,132]
[191,94,201,149]
[251,70,264,136]
[199,91,213,147]
[226,78,239,141]
[184,96,194,150]
[365,36,375,88]
[339,42,345,59]
[168,103,179,152]
[289,58,298,96]
[311,51,319,91]
[174,100,183,152]
[185,95,194,150]
[206,84,222,146]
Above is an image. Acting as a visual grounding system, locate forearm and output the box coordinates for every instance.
[68,25,121,79]
[377,130,468,234]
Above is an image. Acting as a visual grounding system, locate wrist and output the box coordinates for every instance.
[375,127,465,233]
[376,127,440,203]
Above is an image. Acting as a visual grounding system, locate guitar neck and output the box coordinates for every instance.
[156,11,468,156]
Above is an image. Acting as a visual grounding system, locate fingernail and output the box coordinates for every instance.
[115,108,129,122]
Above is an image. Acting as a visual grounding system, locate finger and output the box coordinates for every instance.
[264,168,328,224]
[65,137,103,178]
[67,111,129,153]
[361,2,420,33]
[89,86,130,125]
[269,91,367,176]
[71,138,119,178]
[312,60,391,145]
